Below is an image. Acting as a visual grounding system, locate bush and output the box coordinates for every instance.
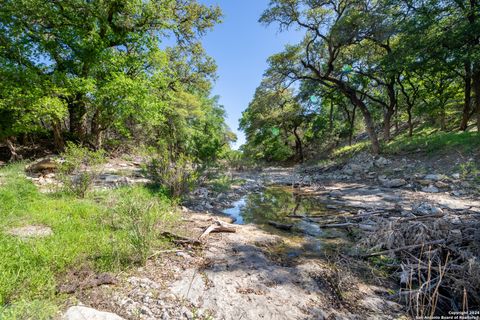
[58,142,106,198]
[147,153,198,197]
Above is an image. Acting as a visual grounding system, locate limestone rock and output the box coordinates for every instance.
[7,225,53,239]
[26,157,59,173]
[63,306,124,320]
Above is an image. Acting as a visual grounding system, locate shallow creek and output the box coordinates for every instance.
[222,186,353,257]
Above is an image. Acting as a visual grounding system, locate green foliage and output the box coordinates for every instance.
[58,143,106,198]
[240,80,308,162]
[0,0,229,157]
[241,0,480,160]
[0,164,177,317]
[147,153,199,198]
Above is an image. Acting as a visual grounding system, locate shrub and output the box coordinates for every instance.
[147,153,198,197]
[58,142,106,198]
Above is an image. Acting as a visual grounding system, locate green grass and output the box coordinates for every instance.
[331,141,370,159]
[328,128,479,160]
[0,163,178,319]
[385,129,480,155]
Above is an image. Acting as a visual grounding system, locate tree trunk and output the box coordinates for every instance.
[383,80,396,141]
[473,64,480,133]
[349,105,356,146]
[335,81,380,154]
[407,105,413,137]
[394,102,399,135]
[460,62,472,131]
[383,108,394,141]
[349,95,380,154]
[52,120,65,152]
[440,105,447,131]
[91,109,103,150]
[362,107,380,155]
[293,127,304,162]
[5,137,20,161]
[329,101,334,131]
[68,95,88,142]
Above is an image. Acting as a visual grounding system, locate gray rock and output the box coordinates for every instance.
[294,220,322,237]
[374,157,390,167]
[412,202,443,216]
[452,173,461,179]
[381,178,407,188]
[424,174,445,181]
[422,185,439,193]
[63,306,124,320]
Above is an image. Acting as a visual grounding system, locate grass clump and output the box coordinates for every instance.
[0,163,177,318]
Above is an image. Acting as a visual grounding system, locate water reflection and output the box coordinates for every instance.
[225,186,329,225]
[223,186,352,256]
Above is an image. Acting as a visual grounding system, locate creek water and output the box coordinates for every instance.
[222,186,352,256]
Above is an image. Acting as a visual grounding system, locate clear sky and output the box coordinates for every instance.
[199,0,301,149]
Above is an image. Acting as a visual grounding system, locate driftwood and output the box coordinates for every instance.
[199,220,236,240]
[267,220,293,231]
[363,240,446,258]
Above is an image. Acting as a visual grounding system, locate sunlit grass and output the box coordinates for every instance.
[385,129,480,154]
[0,163,178,318]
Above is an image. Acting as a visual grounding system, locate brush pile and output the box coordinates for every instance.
[358,207,480,317]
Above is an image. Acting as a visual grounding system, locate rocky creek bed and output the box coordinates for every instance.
[21,153,480,319]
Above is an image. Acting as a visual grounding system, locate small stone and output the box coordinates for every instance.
[452,173,461,179]
[63,306,124,320]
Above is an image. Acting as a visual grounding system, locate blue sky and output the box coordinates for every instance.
[199,0,302,149]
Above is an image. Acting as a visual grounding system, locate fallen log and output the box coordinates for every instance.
[363,240,446,258]
[267,221,293,231]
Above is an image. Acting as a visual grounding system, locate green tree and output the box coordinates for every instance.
[0,0,222,149]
